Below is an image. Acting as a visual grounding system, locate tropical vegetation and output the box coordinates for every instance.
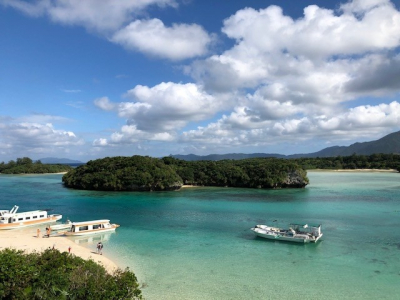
[62,155,308,191]
[0,248,142,300]
[0,157,72,174]
[292,153,400,171]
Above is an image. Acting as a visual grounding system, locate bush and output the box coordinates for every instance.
[0,248,142,300]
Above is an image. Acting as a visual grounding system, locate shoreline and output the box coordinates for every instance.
[308,168,398,173]
[0,226,119,273]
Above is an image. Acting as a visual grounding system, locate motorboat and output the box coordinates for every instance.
[0,205,62,230]
[63,219,119,236]
[250,223,323,243]
[50,219,72,231]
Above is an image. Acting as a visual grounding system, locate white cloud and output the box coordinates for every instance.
[1,0,176,32]
[179,101,400,152]
[190,0,400,96]
[222,1,400,59]
[112,19,213,60]
[1,0,212,60]
[120,82,221,132]
[0,121,84,158]
[94,97,116,111]
[94,124,175,147]
[18,113,71,124]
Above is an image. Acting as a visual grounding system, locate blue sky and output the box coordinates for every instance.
[1,0,400,162]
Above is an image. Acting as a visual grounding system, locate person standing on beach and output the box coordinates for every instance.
[37,228,40,238]
[46,227,51,238]
[97,242,103,255]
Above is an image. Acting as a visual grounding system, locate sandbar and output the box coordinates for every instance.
[308,169,398,173]
[0,226,118,273]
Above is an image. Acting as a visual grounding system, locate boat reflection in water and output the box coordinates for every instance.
[70,232,114,245]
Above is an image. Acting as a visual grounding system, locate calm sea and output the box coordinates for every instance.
[1,171,399,299]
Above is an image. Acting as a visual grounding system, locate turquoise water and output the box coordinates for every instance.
[1,171,400,299]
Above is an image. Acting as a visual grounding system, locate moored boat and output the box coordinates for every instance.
[63,219,119,236]
[250,223,323,243]
[0,205,62,230]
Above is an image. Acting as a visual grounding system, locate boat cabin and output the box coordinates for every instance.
[67,220,116,235]
[0,206,49,224]
[290,223,322,237]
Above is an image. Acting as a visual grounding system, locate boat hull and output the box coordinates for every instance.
[0,215,62,230]
[251,225,323,243]
[252,229,310,243]
[64,227,117,236]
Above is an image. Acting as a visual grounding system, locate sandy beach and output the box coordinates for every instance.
[309,168,398,173]
[0,226,118,273]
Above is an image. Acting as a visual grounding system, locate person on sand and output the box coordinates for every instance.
[37,228,40,238]
[96,242,101,254]
[46,227,51,238]
[97,242,103,255]
[68,246,71,253]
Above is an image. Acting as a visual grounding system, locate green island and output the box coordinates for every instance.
[0,248,142,299]
[0,157,72,174]
[62,155,309,191]
[62,154,400,192]
[293,153,400,171]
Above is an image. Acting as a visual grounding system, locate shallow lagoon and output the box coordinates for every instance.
[1,171,399,299]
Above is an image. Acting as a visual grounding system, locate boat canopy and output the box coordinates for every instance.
[71,220,110,226]
[290,223,321,228]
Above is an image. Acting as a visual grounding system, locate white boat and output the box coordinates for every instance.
[50,219,72,231]
[250,223,323,243]
[0,205,62,230]
[63,219,120,236]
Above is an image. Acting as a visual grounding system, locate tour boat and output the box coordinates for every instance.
[250,223,323,243]
[63,219,120,236]
[0,205,62,230]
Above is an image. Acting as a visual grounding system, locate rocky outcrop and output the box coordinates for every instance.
[281,170,309,188]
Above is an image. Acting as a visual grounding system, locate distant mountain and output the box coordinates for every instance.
[38,157,84,164]
[292,130,400,158]
[172,130,400,161]
[172,153,286,161]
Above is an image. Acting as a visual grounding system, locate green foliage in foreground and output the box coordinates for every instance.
[62,155,308,191]
[0,248,142,300]
[0,157,72,174]
[293,153,400,171]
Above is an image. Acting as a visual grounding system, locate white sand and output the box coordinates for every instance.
[0,226,118,273]
[309,169,398,173]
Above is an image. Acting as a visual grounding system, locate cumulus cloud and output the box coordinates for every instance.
[0,121,84,158]
[94,97,116,111]
[180,101,400,148]
[222,1,400,59]
[6,0,400,155]
[1,0,212,60]
[112,19,212,60]
[120,82,222,132]
[1,0,176,32]
[190,0,400,95]
[93,124,175,147]
[345,54,400,95]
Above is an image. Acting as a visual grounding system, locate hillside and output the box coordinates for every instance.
[172,130,400,161]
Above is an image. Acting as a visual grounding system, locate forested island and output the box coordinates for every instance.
[62,156,309,191]
[293,153,400,171]
[0,157,72,174]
